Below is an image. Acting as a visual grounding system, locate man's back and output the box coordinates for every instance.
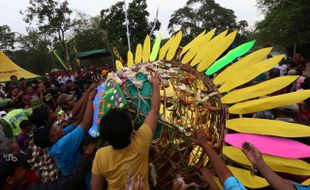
[92,124,152,190]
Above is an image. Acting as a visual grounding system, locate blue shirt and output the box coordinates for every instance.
[224,176,247,190]
[48,124,85,176]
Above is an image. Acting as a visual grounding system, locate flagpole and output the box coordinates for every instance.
[124,0,131,52]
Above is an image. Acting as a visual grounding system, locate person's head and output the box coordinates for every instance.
[19,120,32,134]
[30,105,55,127]
[57,94,75,111]
[38,82,46,91]
[100,108,133,149]
[10,87,20,97]
[33,124,64,148]
[59,83,66,93]
[66,80,74,89]
[0,139,21,155]
[301,77,310,90]
[25,86,34,96]
[0,153,27,189]
[269,68,280,79]
[10,75,17,83]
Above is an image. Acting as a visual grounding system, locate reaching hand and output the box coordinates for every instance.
[126,176,144,190]
[192,129,211,148]
[242,142,263,166]
[150,72,160,86]
[88,89,97,100]
[88,83,98,91]
[197,167,213,182]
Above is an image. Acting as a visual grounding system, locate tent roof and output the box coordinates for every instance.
[76,49,111,59]
[0,51,39,82]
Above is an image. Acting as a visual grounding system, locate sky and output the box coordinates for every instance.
[0,0,264,37]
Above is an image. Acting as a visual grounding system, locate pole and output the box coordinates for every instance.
[124,0,131,52]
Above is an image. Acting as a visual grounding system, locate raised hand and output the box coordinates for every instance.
[150,72,160,86]
[192,129,211,147]
[242,142,263,166]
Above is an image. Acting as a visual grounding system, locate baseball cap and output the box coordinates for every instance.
[57,94,74,106]
[0,153,24,186]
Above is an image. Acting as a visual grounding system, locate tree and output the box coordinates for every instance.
[0,25,15,50]
[100,1,127,54]
[128,0,160,46]
[255,0,310,47]
[168,0,244,42]
[8,30,58,74]
[100,0,161,56]
[21,0,74,66]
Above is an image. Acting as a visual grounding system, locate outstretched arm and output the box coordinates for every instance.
[72,83,97,117]
[193,130,233,186]
[144,73,160,134]
[242,142,295,190]
[80,89,96,132]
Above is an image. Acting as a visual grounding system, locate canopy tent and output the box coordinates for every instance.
[0,51,39,82]
[76,49,111,59]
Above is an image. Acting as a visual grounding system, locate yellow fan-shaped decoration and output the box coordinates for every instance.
[196,31,237,72]
[142,35,151,63]
[127,51,134,67]
[115,60,123,71]
[135,43,143,64]
[224,146,310,176]
[228,166,268,188]
[181,29,216,64]
[229,90,310,114]
[166,31,182,61]
[213,47,273,85]
[219,55,284,93]
[179,30,206,57]
[221,76,298,104]
[226,118,310,138]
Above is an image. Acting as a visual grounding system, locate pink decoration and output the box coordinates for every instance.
[225,133,310,159]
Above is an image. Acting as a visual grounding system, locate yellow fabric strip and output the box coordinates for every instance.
[226,118,310,137]
[196,31,237,72]
[135,43,143,64]
[115,60,123,71]
[142,35,151,63]
[166,31,183,61]
[188,29,221,66]
[221,76,298,104]
[213,47,272,85]
[219,55,284,93]
[227,165,268,188]
[159,35,174,60]
[302,178,310,185]
[179,30,206,56]
[229,90,310,114]
[127,51,134,67]
[224,146,310,176]
[181,29,216,64]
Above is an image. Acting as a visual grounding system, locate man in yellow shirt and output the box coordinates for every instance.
[91,73,160,190]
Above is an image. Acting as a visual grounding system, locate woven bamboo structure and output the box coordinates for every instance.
[119,61,227,188]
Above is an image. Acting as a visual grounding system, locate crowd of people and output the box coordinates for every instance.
[0,53,309,190]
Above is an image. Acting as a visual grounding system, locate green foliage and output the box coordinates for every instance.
[100,0,161,56]
[22,0,74,66]
[255,0,310,46]
[8,30,58,74]
[168,0,245,43]
[0,25,15,50]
